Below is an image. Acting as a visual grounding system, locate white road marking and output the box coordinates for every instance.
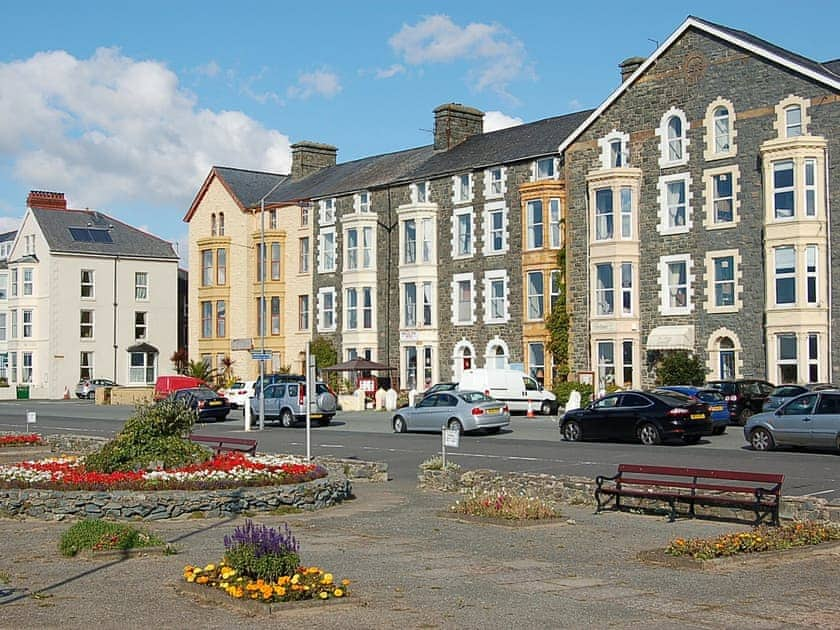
[318,444,345,448]
[804,489,836,496]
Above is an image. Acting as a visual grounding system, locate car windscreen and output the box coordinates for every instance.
[696,390,724,403]
[650,390,693,405]
[771,386,806,398]
[192,388,219,400]
[707,382,735,395]
[231,382,245,389]
[458,391,492,403]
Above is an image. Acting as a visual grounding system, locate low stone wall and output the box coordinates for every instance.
[418,468,840,524]
[0,476,352,521]
[108,386,154,405]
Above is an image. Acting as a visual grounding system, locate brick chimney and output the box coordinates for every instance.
[27,190,67,211]
[619,56,646,83]
[290,141,338,179]
[434,103,484,151]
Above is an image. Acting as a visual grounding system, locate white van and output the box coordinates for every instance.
[458,368,557,415]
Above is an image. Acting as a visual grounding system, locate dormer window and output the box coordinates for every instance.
[785,105,802,137]
[535,157,555,180]
[657,108,689,167]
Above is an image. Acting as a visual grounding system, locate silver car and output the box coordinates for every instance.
[391,390,510,435]
[249,380,337,427]
[745,390,840,451]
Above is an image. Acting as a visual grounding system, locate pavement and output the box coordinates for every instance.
[0,474,838,629]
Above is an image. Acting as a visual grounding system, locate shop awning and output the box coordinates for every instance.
[646,325,695,351]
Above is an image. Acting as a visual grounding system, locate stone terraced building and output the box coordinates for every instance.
[185,15,839,393]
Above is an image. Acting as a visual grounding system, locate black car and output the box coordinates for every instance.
[705,379,774,425]
[168,387,230,422]
[560,390,711,445]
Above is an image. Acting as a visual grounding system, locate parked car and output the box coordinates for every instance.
[745,390,840,452]
[458,368,558,415]
[560,389,711,445]
[251,373,305,395]
[248,380,337,427]
[167,387,230,422]
[762,383,838,412]
[414,382,458,404]
[705,379,774,425]
[75,378,117,399]
[391,390,510,434]
[219,380,256,409]
[655,385,730,434]
[154,375,207,401]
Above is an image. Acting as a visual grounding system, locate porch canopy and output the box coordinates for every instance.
[646,325,695,351]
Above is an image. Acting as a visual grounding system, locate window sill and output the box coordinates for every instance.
[705,221,737,231]
[657,226,690,236]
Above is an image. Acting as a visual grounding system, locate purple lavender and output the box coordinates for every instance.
[224,520,299,558]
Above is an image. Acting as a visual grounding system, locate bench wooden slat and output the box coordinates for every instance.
[188,434,257,456]
[596,463,783,525]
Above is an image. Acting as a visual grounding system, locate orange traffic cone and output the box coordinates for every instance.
[526,398,535,418]
[63,386,70,400]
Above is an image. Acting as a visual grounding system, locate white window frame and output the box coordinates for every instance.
[784,105,802,138]
[420,219,433,263]
[356,191,371,213]
[712,255,735,309]
[483,270,509,324]
[703,165,740,229]
[772,160,795,219]
[80,309,93,339]
[22,268,33,296]
[410,181,429,204]
[317,287,337,332]
[703,98,737,160]
[80,351,93,381]
[774,95,810,138]
[402,282,417,328]
[534,157,557,181]
[620,262,633,316]
[0,312,6,341]
[21,352,32,383]
[346,287,359,330]
[345,227,359,270]
[805,159,817,217]
[526,199,544,249]
[299,237,310,273]
[135,271,149,300]
[318,227,336,273]
[363,287,374,329]
[657,172,692,235]
[451,273,475,325]
[22,309,32,338]
[135,310,148,340]
[453,173,473,204]
[298,295,309,330]
[201,250,213,286]
[319,198,336,225]
[421,281,432,327]
[483,201,507,255]
[658,254,693,315]
[549,198,562,248]
[528,342,545,381]
[201,301,212,338]
[594,263,614,316]
[129,350,156,385]
[526,271,544,321]
[807,333,819,383]
[483,166,506,199]
[774,245,796,306]
[402,219,416,264]
[452,207,474,258]
[597,130,629,169]
[776,333,798,382]
[656,107,690,168]
[594,189,613,241]
[806,245,818,305]
[704,249,742,314]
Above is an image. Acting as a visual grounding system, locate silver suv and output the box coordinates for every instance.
[249,381,337,427]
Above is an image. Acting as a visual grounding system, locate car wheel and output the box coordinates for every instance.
[540,401,552,416]
[87,391,95,400]
[280,409,295,428]
[638,423,661,446]
[737,408,753,426]
[682,435,701,445]
[562,420,582,442]
[750,427,775,451]
[447,419,463,434]
[712,426,726,436]
[393,415,407,433]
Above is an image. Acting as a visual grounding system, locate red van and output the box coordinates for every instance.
[153,375,208,401]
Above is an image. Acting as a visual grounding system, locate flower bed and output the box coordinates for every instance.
[0,433,43,447]
[666,520,840,560]
[450,491,560,521]
[0,452,325,491]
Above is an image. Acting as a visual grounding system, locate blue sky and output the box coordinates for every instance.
[2,1,838,261]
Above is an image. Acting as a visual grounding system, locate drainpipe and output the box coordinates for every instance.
[113,256,118,382]
[825,147,832,382]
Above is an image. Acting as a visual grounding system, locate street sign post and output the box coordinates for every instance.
[250,352,272,361]
[441,427,460,467]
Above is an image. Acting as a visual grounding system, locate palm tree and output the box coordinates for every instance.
[186,360,217,383]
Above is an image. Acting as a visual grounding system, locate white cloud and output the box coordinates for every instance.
[375,64,406,79]
[0,48,290,211]
[286,69,342,100]
[389,15,534,97]
[483,111,523,132]
[195,61,221,78]
[568,98,582,110]
[0,216,21,233]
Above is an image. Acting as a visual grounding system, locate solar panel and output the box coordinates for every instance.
[68,227,93,242]
[89,228,113,243]
[68,227,113,243]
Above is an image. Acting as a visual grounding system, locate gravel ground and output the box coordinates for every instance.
[0,478,838,629]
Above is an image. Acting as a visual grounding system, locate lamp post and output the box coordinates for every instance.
[256,178,285,431]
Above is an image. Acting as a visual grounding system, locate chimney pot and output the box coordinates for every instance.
[433,103,484,151]
[619,56,646,83]
[290,141,338,179]
[27,190,67,211]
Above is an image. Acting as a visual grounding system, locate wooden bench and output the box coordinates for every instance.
[188,434,257,456]
[595,464,784,525]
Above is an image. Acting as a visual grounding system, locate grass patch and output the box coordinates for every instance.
[666,520,840,560]
[420,456,461,472]
[59,519,166,557]
[450,491,560,520]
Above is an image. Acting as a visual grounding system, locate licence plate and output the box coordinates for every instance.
[690,413,705,420]
[710,405,723,411]
[311,414,322,419]
[209,401,222,406]
[485,407,500,415]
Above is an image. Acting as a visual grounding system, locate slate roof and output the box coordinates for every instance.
[823,59,840,77]
[691,16,840,85]
[32,207,178,259]
[211,167,288,208]
[0,230,16,243]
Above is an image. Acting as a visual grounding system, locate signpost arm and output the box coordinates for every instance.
[441,426,446,468]
[306,341,312,461]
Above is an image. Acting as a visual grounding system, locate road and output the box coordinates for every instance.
[2,399,838,500]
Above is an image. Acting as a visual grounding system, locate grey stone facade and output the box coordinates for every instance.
[565,26,840,384]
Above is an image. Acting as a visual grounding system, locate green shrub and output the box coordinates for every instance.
[223,520,300,582]
[552,381,594,406]
[419,456,461,472]
[655,351,707,385]
[84,399,210,473]
[59,519,165,556]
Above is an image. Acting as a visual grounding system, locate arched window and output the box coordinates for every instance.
[485,339,509,370]
[667,116,683,161]
[718,337,735,379]
[218,212,225,236]
[452,340,475,381]
[713,106,730,153]
[210,213,217,236]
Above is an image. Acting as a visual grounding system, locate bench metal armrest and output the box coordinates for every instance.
[595,473,620,490]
